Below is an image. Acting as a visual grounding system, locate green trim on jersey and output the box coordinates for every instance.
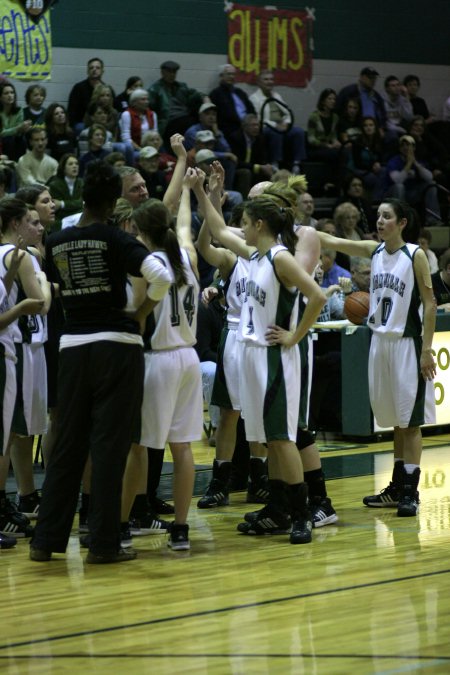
[11,344,28,436]
[263,346,290,441]
[210,327,233,409]
[0,345,6,453]
[402,247,423,338]
[409,336,427,427]
[298,334,310,429]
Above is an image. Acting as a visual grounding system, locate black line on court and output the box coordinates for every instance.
[1,567,449,652]
[0,653,449,661]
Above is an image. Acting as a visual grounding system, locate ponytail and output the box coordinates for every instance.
[133,199,188,287]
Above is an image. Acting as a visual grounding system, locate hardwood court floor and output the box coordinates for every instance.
[1,436,450,674]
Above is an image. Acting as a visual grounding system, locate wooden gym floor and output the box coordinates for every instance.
[1,432,450,674]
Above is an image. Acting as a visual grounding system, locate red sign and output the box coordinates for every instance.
[227,4,313,87]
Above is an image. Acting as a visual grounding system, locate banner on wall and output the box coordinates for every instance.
[226,3,313,87]
[0,0,52,80]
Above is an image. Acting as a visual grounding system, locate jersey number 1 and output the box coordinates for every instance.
[169,284,195,326]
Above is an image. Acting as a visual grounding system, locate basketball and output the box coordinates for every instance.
[344,291,370,325]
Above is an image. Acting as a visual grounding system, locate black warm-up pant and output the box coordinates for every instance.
[33,340,144,554]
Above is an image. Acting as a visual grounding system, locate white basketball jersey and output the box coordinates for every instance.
[27,251,47,345]
[238,244,299,347]
[223,255,249,327]
[148,248,199,350]
[368,242,422,338]
[0,245,21,346]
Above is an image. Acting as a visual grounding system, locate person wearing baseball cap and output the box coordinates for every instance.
[184,100,238,189]
[336,66,387,130]
[136,145,169,199]
[148,60,210,146]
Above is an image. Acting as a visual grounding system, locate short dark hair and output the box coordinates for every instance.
[25,84,46,105]
[404,74,420,87]
[88,57,104,67]
[384,75,399,88]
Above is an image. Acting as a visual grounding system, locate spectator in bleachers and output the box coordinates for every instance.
[348,116,387,200]
[337,67,387,132]
[114,76,143,113]
[16,127,58,187]
[44,103,76,161]
[249,69,306,174]
[84,84,119,138]
[228,113,273,198]
[418,228,439,273]
[382,75,413,137]
[333,201,366,270]
[119,88,158,159]
[337,97,362,147]
[432,248,450,307]
[385,134,441,224]
[184,102,237,189]
[209,65,256,142]
[335,175,375,234]
[403,75,436,123]
[67,57,109,131]
[23,85,47,128]
[0,82,31,160]
[296,192,318,228]
[78,124,111,177]
[408,115,449,186]
[141,130,176,182]
[47,153,83,230]
[316,218,336,235]
[320,248,352,288]
[148,60,207,145]
[307,88,344,187]
[137,146,167,200]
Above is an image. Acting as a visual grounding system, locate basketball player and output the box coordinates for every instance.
[131,164,203,551]
[317,199,436,516]
[195,179,326,544]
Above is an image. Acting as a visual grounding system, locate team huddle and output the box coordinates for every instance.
[0,134,437,562]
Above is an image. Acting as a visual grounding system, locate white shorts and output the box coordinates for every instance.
[139,347,203,448]
[0,346,16,454]
[239,343,300,444]
[13,343,48,436]
[368,334,436,429]
[211,327,242,410]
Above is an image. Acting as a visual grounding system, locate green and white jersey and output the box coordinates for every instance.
[0,245,21,346]
[146,248,199,351]
[223,255,249,328]
[368,242,422,338]
[238,244,299,347]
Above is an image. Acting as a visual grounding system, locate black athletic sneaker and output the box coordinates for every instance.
[0,497,30,526]
[129,513,169,535]
[148,497,175,515]
[290,516,313,544]
[0,533,17,549]
[311,497,338,528]
[397,493,419,517]
[197,478,230,508]
[246,475,270,504]
[0,511,34,538]
[78,509,89,534]
[363,482,400,507]
[17,491,40,519]
[86,549,137,564]
[237,505,292,535]
[168,523,190,550]
[120,523,133,548]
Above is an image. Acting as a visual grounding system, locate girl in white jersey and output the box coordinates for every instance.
[194,180,326,545]
[317,199,436,517]
[132,169,203,551]
[0,247,44,545]
[0,200,51,532]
